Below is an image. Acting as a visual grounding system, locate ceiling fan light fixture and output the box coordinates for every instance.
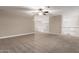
[38,12,43,15]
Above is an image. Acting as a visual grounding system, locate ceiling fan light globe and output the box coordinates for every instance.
[38,12,42,15]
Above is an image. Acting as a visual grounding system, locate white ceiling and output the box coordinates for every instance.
[0,6,79,11]
[0,6,79,15]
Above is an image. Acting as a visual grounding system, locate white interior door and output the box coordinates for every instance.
[49,15,62,34]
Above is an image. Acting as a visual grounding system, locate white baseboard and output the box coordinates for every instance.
[0,32,34,39]
[61,33,79,37]
[35,32,61,35]
[1,32,78,39]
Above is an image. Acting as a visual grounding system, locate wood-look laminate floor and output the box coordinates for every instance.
[0,33,79,53]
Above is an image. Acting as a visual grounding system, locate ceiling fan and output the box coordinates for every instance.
[25,6,61,16]
[32,6,52,15]
[37,6,49,15]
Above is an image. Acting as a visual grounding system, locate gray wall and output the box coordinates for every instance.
[0,10,34,37]
[34,15,49,32]
[62,8,79,36]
